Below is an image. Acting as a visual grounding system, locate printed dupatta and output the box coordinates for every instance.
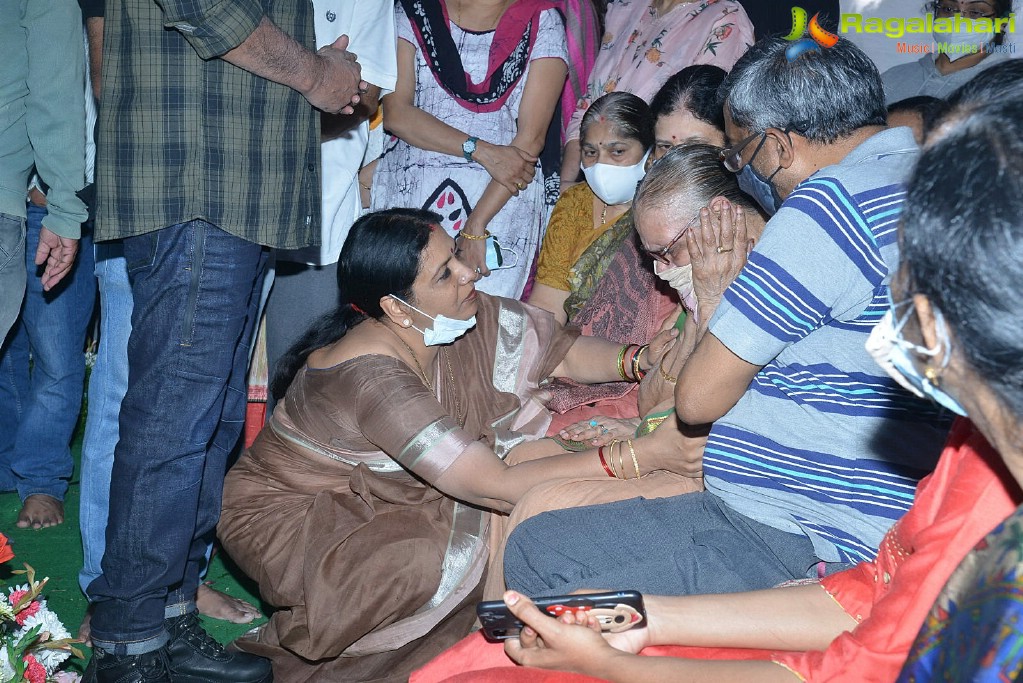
[399,0,557,113]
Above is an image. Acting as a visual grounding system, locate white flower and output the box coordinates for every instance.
[18,606,71,672]
[0,647,15,682]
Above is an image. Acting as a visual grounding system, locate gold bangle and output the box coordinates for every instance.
[617,439,628,480]
[658,363,678,385]
[627,439,641,479]
[607,439,620,479]
[458,229,491,241]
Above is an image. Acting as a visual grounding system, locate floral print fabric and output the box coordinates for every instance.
[564,0,753,142]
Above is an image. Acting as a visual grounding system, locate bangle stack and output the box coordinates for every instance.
[597,439,643,479]
[616,344,650,382]
[458,229,491,241]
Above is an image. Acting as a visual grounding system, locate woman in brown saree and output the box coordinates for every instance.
[218,208,684,682]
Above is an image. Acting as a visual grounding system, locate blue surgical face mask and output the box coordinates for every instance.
[737,163,784,216]
[485,235,520,272]
[390,294,477,346]
[865,297,967,416]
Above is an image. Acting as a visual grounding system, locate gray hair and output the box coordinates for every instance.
[720,37,887,144]
[633,143,759,222]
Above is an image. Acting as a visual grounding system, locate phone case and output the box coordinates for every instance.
[476,590,646,641]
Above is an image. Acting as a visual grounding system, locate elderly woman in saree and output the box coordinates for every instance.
[536,66,733,438]
[411,58,1023,683]
[482,143,768,599]
[218,208,686,682]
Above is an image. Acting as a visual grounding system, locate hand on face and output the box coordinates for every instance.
[686,197,753,310]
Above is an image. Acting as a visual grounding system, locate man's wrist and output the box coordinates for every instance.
[296,50,323,98]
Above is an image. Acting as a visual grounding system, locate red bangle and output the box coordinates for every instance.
[597,446,616,478]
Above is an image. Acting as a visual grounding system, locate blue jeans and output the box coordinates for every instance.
[78,241,131,594]
[0,212,26,345]
[78,242,217,596]
[85,220,267,654]
[0,203,95,501]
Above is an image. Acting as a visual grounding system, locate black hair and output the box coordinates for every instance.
[888,95,950,130]
[649,65,728,132]
[580,91,655,151]
[720,37,888,144]
[270,208,440,400]
[900,94,1023,416]
[929,59,1023,140]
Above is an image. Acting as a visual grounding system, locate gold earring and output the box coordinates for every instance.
[925,366,942,387]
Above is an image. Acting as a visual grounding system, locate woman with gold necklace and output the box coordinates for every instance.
[529,92,653,326]
[219,209,690,681]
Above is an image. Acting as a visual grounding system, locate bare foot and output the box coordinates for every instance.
[16,495,64,529]
[196,584,261,624]
[78,608,92,647]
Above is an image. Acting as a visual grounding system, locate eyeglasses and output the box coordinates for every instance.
[927,1,997,19]
[719,122,809,173]
[647,212,702,265]
[719,131,766,173]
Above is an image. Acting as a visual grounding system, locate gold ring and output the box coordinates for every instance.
[515,181,525,190]
[716,246,734,254]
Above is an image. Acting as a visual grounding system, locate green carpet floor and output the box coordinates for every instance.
[0,413,270,674]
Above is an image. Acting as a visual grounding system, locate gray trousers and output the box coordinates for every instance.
[504,491,825,597]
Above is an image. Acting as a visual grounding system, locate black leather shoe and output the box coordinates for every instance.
[83,646,172,683]
[165,611,273,683]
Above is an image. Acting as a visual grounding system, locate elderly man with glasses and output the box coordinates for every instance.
[502,37,954,602]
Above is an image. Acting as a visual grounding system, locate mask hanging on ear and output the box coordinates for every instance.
[390,295,477,346]
[865,298,967,416]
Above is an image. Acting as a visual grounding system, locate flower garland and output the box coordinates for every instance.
[0,533,81,682]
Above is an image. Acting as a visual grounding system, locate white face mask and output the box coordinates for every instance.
[580,150,650,206]
[933,26,995,61]
[485,235,520,272]
[653,261,699,324]
[865,299,967,416]
[390,294,477,346]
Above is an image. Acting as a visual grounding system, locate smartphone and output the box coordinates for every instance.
[476,590,646,641]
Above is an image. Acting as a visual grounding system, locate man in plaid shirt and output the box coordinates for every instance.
[83,2,365,681]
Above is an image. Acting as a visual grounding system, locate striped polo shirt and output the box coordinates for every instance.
[706,127,952,565]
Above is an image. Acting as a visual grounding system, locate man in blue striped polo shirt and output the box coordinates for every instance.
[504,38,952,597]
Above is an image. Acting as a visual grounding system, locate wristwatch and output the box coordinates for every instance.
[462,136,479,162]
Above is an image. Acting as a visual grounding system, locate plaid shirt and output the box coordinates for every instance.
[95,0,321,249]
